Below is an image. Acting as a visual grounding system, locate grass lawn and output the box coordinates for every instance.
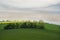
[0,29,60,40]
[0,23,60,40]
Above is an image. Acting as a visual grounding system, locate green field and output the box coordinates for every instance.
[0,22,60,40]
[0,29,60,40]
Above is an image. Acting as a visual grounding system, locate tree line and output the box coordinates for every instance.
[4,20,45,29]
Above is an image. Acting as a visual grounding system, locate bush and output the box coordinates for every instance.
[4,23,16,29]
[20,22,28,28]
[4,20,45,29]
[20,21,37,28]
[37,20,44,29]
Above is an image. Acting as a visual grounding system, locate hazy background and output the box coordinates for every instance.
[0,0,60,25]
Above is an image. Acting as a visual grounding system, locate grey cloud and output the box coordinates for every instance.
[47,3,60,9]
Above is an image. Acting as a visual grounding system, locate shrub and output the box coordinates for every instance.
[38,20,44,29]
[20,21,37,28]
[20,22,28,28]
[4,20,45,29]
[4,23,16,29]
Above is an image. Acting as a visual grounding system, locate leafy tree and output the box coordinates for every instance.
[38,20,45,29]
[4,23,16,29]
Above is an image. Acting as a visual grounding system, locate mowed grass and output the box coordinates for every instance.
[45,23,60,31]
[0,23,60,40]
[0,29,60,40]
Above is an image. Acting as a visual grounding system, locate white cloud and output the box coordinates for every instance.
[0,0,60,25]
[0,0,60,13]
[0,0,60,9]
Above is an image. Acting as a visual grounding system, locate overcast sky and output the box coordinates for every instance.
[0,0,60,25]
[0,0,60,9]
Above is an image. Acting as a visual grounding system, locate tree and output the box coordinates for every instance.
[38,20,45,29]
[4,23,16,29]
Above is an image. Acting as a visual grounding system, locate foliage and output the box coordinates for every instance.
[4,20,45,29]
